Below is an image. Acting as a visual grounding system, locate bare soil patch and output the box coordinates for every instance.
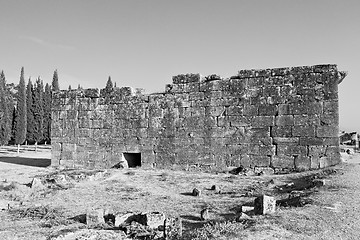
[1,148,360,239]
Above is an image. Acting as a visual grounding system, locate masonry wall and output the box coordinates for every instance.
[51,64,345,172]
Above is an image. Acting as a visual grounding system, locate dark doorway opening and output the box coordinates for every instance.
[123,152,141,168]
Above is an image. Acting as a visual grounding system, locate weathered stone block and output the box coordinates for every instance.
[320,113,339,126]
[254,195,276,215]
[192,188,201,196]
[323,137,339,146]
[258,145,276,156]
[205,106,225,117]
[273,137,299,145]
[271,155,294,169]
[229,116,251,127]
[275,115,294,126]
[277,145,307,156]
[294,155,311,171]
[258,104,277,116]
[294,115,320,126]
[249,155,270,167]
[317,125,338,137]
[173,73,200,84]
[252,116,274,127]
[114,213,133,227]
[308,146,326,157]
[292,125,316,137]
[243,105,258,116]
[227,105,244,116]
[310,156,320,169]
[323,101,338,114]
[143,212,166,229]
[184,82,200,92]
[263,86,280,97]
[272,67,290,76]
[247,77,263,87]
[299,137,324,146]
[86,208,105,226]
[271,126,292,137]
[188,92,205,101]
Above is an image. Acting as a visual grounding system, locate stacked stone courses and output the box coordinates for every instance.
[51,64,346,173]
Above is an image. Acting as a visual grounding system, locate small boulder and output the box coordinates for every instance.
[192,188,201,197]
[113,161,129,169]
[210,185,221,193]
[312,179,327,187]
[114,212,134,227]
[31,178,45,190]
[200,208,209,221]
[143,212,166,229]
[0,200,9,210]
[86,208,105,226]
[54,174,67,184]
[241,205,254,213]
[236,212,252,222]
[254,167,275,175]
[254,195,276,215]
[229,165,244,175]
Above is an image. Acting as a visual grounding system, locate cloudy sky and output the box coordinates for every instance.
[0,0,359,132]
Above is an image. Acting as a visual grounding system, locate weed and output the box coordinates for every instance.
[0,182,17,191]
[180,220,248,240]
[9,205,74,227]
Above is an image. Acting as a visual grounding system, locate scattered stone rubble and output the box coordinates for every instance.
[0,163,338,239]
[83,210,181,239]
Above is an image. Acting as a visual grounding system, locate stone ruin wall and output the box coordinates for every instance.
[51,64,345,173]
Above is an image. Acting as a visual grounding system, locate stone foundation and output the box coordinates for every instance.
[51,64,346,172]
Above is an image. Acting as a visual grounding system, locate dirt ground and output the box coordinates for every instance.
[1,146,360,239]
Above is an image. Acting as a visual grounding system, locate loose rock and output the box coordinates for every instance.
[192,188,201,197]
[86,208,105,226]
[254,195,276,215]
[143,212,166,229]
[210,185,220,193]
[236,212,252,222]
[312,179,327,187]
[200,208,209,221]
[31,178,45,191]
[241,205,254,213]
[229,165,244,175]
[114,213,133,227]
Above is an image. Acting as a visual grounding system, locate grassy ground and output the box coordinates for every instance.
[0,146,359,239]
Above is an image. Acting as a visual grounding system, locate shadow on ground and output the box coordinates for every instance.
[0,156,51,167]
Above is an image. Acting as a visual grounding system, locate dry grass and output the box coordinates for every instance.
[1,152,359,239]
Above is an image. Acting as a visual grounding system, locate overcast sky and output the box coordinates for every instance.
[0,0,359,132]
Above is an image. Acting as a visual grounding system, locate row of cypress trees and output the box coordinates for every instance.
[0,67,60,149]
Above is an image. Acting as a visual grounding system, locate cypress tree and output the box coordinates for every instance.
[43,83,52,144]
[105,76,113,95]
[26,78,35,144]
[11,106,17,144]
[52,69,59,91]
[0,71,11,145]
[33,77,44,147]
[15,67,27,152]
